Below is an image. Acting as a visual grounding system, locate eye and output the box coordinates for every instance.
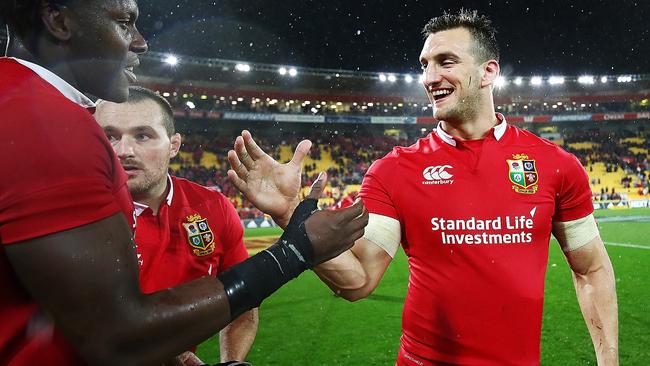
[106,134,118,143]
[136,134,151,141]
[442,60,455,66]
[420,64,427,71]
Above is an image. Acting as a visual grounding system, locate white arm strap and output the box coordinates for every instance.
[552,213,599,252]
[362,213,401,257]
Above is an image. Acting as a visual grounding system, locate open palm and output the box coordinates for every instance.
[227,130,312,227]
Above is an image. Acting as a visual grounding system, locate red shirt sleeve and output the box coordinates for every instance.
[216,194,248,273]
[359,151,400,220]
[553,150,594,222]
[0,96,122,244]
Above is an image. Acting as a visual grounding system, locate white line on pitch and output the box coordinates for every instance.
[604,242,650,250]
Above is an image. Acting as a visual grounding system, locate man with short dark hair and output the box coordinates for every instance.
[95,87,258,364]
[229,9,618,366]
[0,1,367,365]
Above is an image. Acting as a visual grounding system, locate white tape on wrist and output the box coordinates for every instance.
[552,213,599,252]
[362,213,401,257]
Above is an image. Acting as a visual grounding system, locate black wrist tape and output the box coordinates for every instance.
[218,199,318,319]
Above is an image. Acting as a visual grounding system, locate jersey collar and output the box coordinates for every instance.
[435,113,507,147]
[9,57,96,110]
[134,175,174,217]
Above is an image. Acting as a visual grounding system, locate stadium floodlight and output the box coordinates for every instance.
[278,67,287,75]
[548,76,565,85]
[379,73,387,82]
[494,76,506,88]
[387,74,397,82]
[164,55,178,66]
[162,92,171,97]
[617,75,632,83]
[530,76,543,86]
[578,75,595,84]
[405,75,413,83]
[185,101,195,109]
[235,63,251,72]
[601,76,608,83]
[514,77,523,85]
[288,68,298,77]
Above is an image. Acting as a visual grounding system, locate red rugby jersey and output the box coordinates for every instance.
[134,176,248,294]
[0,58,134,365]
[360,116,593,366]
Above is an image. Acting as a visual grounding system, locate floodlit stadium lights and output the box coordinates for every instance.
[379,73,387,82]
[235,63,251,72]
[494,76,506,88]
[578,75,595,84]
[405,75,413,83]
[617,75,633,83]
[185,101,195,109]
[162,92,171,97]
[288,68,298,77]
[601,76,608,83]
[548,76,565,85]
[387,74,397,82]
[164,55,178,66]
[514,77,523,85]
[278,67,287,75]
[530,76,543,86]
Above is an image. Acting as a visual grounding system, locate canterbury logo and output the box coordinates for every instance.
[422,165,454,185]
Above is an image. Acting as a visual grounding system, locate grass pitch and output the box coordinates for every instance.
[197,208,650,365]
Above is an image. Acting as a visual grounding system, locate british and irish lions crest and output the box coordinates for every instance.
[506,153,539,194]
[183,214,216,256]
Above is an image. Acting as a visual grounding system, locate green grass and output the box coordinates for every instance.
[198,208,650,365]
[244,226,282,238]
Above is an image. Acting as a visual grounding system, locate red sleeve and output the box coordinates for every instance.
[216,194,248,273]
[0,97,122,244]
[553,150,594,222]
[359,151,400,220]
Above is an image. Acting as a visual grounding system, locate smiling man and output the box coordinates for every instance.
[228,9,619,366]
[95,87,258,364]
[0,1,367,365]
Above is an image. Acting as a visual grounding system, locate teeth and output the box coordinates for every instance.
[432,89,452,96]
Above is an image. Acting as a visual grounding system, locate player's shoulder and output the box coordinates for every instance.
[507,125,575,160]
[0,60,92,127]
[171,176,230,204]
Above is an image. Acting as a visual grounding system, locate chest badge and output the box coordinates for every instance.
[507,153,539,194]
[183,214,216,256]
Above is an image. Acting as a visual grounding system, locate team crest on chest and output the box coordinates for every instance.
[506,153,539,194]
[183,214,216,256]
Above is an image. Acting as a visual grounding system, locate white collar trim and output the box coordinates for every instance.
[134,175,174,216]
[435,113,508,147]
[10,57,96,109]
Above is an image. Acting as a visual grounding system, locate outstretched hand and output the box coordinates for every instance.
[227,130,311,228]
[303,172,369,264]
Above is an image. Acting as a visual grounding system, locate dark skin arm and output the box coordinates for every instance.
[6,196,366,366]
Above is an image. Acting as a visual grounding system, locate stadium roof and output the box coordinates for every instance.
[135,0,649,75]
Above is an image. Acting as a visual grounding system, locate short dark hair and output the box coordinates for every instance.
[421,9,499,63]
[127,86,176,137]
[0,1,74,40]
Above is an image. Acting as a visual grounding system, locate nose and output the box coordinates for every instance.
[130,27,148,54]
[422,65,443,91]
[114,138,136,159]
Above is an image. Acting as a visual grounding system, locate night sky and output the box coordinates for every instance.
[135,0,650,76]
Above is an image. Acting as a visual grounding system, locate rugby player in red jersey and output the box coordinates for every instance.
[95,87,258,365]
[0,1,367,365]
[228,10,618,366]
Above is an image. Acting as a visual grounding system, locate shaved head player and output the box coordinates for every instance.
[95,87,259,364]
[0,1,367,365]
[228,9,618,366]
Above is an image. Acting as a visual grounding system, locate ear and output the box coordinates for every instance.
[169,133,182,158]
[40,3,75,42]
[480,59,500,88]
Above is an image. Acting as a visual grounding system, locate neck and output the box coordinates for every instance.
[440,99,498,140]
[133,178,169,215]
[7,36,80,91]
